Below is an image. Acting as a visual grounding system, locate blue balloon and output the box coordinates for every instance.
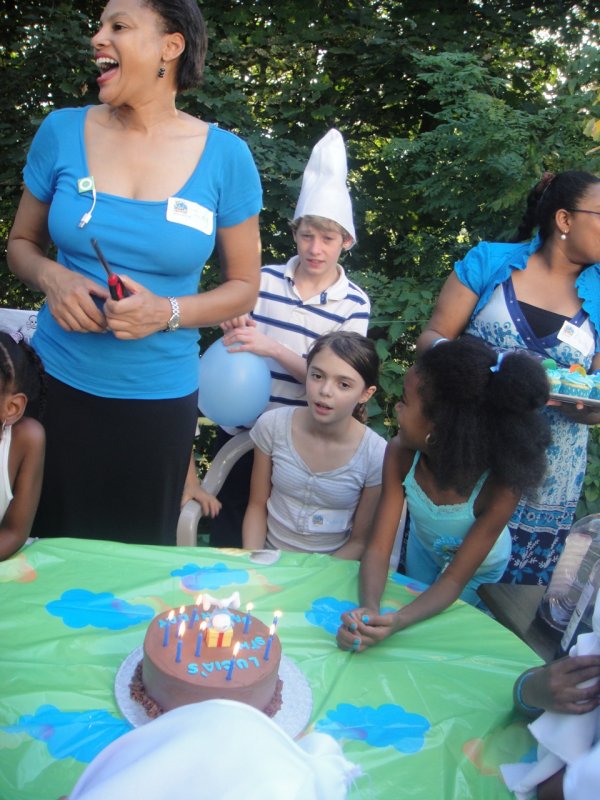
[198,339,272,427]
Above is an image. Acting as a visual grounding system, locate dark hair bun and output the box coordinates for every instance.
[486,351,549,413]
[419,336,495,405]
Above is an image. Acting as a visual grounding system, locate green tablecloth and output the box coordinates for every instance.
[0,538,541,799]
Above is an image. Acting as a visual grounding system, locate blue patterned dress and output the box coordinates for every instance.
[465,278,595,584]
[454,239,600,584]
[465,278,594,584]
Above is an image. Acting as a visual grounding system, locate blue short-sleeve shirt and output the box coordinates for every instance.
[23,106,262,399]
[454,237,600,336]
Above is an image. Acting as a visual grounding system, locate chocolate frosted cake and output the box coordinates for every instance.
[131,603,283,718]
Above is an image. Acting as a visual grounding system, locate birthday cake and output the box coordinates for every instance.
[131,596,283,719]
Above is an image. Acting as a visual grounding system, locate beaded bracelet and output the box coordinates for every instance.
[514,669,543,714]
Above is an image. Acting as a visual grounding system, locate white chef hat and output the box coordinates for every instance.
[293,129,356,247]
[68,699,362,800]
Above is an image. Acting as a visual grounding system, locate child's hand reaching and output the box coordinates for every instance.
[222,322,278,360]
[181,475,222,518]
[220,314,252,332]
[193,487,222,519]
[337,607,399,652]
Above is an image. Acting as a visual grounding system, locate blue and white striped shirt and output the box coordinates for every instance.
[222,255,370,433]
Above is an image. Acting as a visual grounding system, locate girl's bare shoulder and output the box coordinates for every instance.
[385,434,415,475]
[11,417,45,452]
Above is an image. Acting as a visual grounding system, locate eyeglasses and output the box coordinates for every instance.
[565,208,600,218]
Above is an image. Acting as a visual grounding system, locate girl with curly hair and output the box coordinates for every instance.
[417,171,600,584]
[337,337,550,650]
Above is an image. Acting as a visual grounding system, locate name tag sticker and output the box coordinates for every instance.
[557,321,595,357]
[308,509,352,533]
[166,197,214,235]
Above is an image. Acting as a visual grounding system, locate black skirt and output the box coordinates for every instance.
[32,376,198,545]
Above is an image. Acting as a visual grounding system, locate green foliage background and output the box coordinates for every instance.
[2,0,600,510]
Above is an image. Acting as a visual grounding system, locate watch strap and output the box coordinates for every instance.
[164,296,181,331]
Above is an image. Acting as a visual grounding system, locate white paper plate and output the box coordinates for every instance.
[115,647,312,739]
[248,549,281,565]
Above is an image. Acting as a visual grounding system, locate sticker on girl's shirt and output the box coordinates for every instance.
[557,321,594,357]
[308,510,352,533]
[166,197,214,235]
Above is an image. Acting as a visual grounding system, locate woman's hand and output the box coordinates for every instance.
[8,188,110,334]
[103,275,172,339]
[546,398,600,426]
[337,607,399,652]
[518,655,600,715]
[43,266,110,334]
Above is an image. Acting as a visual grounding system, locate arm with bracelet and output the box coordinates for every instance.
[514,656,600,717]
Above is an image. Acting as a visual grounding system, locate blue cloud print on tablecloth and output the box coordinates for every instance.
[390,573,428,592]
[171,562,249,592]
[306,597,396,636]
[3,705,130,763]
[316,703,430,753]
[46,589,154,630]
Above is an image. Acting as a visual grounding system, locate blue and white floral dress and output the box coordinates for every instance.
[456,238,600,584]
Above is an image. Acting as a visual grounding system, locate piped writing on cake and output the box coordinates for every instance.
[188,655,262,676]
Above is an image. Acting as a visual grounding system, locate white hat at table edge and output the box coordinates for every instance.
[68,698,362,800]
[293,129,357,247]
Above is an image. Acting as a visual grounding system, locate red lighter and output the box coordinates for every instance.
[91,238,130,300]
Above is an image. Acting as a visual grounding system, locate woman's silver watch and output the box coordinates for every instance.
[164,296,181,331]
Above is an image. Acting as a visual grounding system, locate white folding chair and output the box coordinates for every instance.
[177,428,408,571]
[177,430,253,546]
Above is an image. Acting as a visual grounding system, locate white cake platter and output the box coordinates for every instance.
[115,646,312,739]
[549,391,600,408]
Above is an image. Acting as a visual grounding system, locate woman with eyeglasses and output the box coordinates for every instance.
[416,170,600,585]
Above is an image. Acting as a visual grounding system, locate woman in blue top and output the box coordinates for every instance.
[336,337,550,651]
[6,0,262,544]
[417,171,600,584]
